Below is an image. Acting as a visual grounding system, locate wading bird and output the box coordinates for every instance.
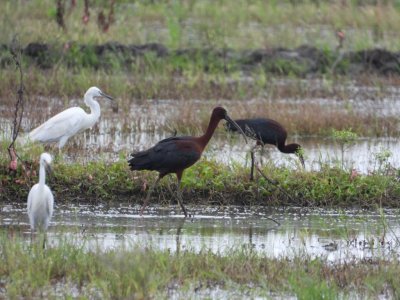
[128,107,247,217]
[29,87,113,149]
[27,153,54,232]
[226,118,305,180]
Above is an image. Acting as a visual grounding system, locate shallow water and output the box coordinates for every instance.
[2,203,400,263]
[2,87,400,173]
[5,122,400,174]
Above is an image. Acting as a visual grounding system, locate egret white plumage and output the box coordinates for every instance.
[27,152,54,232]
[29,87,113,149]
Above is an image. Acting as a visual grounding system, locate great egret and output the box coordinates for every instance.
[27,152,54,232]
[29,87,113,149]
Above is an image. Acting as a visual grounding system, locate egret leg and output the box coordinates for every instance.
[42,232,47,249]
[176,180,189,218]
[140,177,161,216]
[58,136,69,150]
[30,229,34,245]
[56,136,69,159]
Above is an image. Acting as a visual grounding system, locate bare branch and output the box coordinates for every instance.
[8,37,25,167]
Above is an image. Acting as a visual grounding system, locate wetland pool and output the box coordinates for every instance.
[2,203,400,263]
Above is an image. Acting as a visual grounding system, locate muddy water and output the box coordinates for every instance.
[2,203,400,263]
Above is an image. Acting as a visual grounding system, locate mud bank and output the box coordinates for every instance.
[1,42,399,76]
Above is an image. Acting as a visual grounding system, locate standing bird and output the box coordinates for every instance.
[226,118,305,180]
[29,86,113,149]
[27,152,54,232]
[128,107,247,217]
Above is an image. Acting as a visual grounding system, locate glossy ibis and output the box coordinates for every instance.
[27,153,54,232]
[226,118,305,180]
[128,106,247,217]
[29,87,113,149]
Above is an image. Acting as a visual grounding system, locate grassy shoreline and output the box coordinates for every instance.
[2,153,400,208]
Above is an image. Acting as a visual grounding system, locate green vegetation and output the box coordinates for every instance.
[3,0,400,50]
[331,129,359,169]
[2,1,400,299]
[0,233,399,299]
[1,1,400,138]
[1,66,399,138]
[2,143,400,207]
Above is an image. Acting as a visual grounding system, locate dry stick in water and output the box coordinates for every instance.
[8,40,25,165]
[256,165,295,203]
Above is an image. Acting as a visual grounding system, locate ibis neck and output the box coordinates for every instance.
[197,115,220,150]
[39,162,46,188]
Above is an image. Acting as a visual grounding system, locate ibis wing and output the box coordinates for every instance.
[129,137,201,174]
[249,119,287,145]
[233,118,287,145]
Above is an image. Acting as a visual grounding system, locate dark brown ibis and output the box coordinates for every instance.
[128,106,247,217]
[226,118,305,180]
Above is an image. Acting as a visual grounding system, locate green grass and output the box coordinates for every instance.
[0,233,399,298]
[2,143,400,207]
[3,0,400,50]
[1,62,399,138]
[2,1,400,139]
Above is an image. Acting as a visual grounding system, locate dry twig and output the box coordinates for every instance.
[8,38,25,169]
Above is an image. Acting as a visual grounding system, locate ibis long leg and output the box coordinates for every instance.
[176,179,189,218]
[140,177,161,216]
[249,143,260,181]
[250,150,255,181]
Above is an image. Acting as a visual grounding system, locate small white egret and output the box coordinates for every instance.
[29,87,113,149]
[27,152,54,232]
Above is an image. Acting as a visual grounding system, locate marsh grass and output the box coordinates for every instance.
[2,1,400,141]
[3,1,400,50]
[1,142,400,208]
[0,232,400,298]
[1,69,400,138]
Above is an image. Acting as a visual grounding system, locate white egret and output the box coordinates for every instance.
[29,87,113,149]
[27,152,54,232]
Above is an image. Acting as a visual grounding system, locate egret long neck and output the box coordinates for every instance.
[85,96,101,125]
[39,162,46,188]
[196,115,220,150]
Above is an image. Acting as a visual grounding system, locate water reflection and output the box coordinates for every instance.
[1,203,399,263]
